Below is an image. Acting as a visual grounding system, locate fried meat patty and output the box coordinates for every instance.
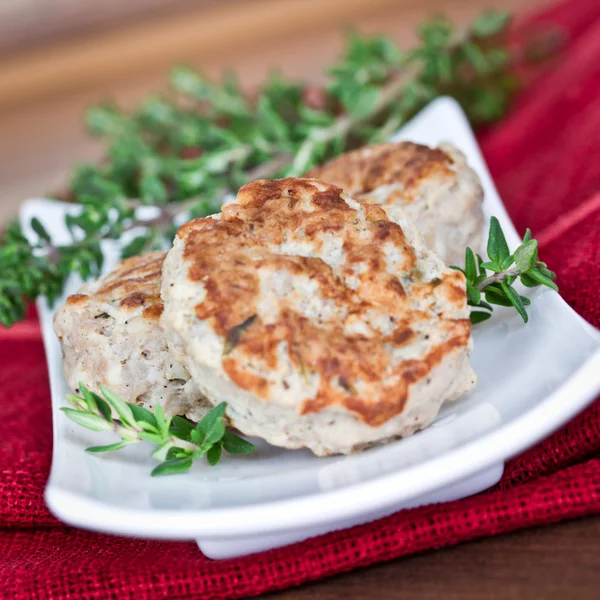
[161,178,476,455]
[307,141,484,265]
[53,251,210,420]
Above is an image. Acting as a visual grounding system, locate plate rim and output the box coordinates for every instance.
[33,96,600,540]
[44,347,600,539]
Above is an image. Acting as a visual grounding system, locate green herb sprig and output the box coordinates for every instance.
[62,384,254,476]
[455,217,558,324]
[0,10,555,328]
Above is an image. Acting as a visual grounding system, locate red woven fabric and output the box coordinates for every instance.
[1,1,599,597]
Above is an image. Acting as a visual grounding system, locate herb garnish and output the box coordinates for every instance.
[62,383,254,476]
[223,314,257,355]
[0,10,559,328]
[61,220,559,475]
[454,217,558,324]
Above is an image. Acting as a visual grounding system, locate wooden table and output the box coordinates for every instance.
[2,1,599,597]
[0,0,549,224]
[267,517,600,599]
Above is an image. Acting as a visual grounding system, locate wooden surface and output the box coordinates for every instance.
[0,0,417,108]
[267,516,600,599]
[0,0,549,224]
[0,0,213,55]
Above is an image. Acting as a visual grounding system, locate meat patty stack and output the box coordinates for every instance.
[55,141,483,456]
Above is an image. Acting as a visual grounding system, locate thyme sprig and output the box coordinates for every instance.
[0,10,541,328]
[455,217,558,324]
[62,384,254,476]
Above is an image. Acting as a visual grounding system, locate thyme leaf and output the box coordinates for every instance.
[223,314,257,356]
[61,383,254,476]
[453,217,559,324]
[0,10,559,328]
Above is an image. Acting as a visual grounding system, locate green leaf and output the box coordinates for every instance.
[152,441,173,461]
[61,408,114,432]
[121,234,152,259]
[514,239,539,272]
[463,43,488,74]
[486,48,509,69]
[522,228,532,243]
[520,273,539,288]
[435,53,453,82]
[257,96,290,143]
[527,267,559,291]
[154,404,169,436]
[164,446,182,460]
[464,247,477,281]
[487,217,510,264]
[538,266,557,280]
[86,441,132,453]
[151,457,193,477]
[166,446,190,460]
[0,10,552,334]
[466,282,481,305]
[299,105,335,127]
[342,86,381,118]
[470,310,492,325]
[195,403,227,446]
[138,431,164,445]
[120,428,140,442]
[471,11,510,37]
[223,314,257,355]
[170,66,208,98]
[134,419,160,434]
[500,254,515,270]
[79,383,99,413]
[66,393,88,411]
[170,415,194,440]
[484,286,513,307]
[92,392,113,421]
[480,261,502,273]
[140,172,167,205]
[477,300,493,311]
[206,443,222,466]
[100,385,136,428]
[222,431,255,455]
[129,403,158,429]
[85,104,122,135]
[501,281,528,323]
[31,217,51,243]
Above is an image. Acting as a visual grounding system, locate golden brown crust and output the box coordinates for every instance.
[65,293,89,305]
[142,304,164,320]
[69,252,166,321]
[299,317,471,425]
[177,178,470,425]
[306,142,454,204]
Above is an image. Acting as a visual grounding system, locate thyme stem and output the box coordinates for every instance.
[477,267,522,290]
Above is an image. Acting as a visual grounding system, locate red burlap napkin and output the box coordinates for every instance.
[1,1,599,597]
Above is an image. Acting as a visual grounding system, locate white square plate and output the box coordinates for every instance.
[22,98,600,559]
